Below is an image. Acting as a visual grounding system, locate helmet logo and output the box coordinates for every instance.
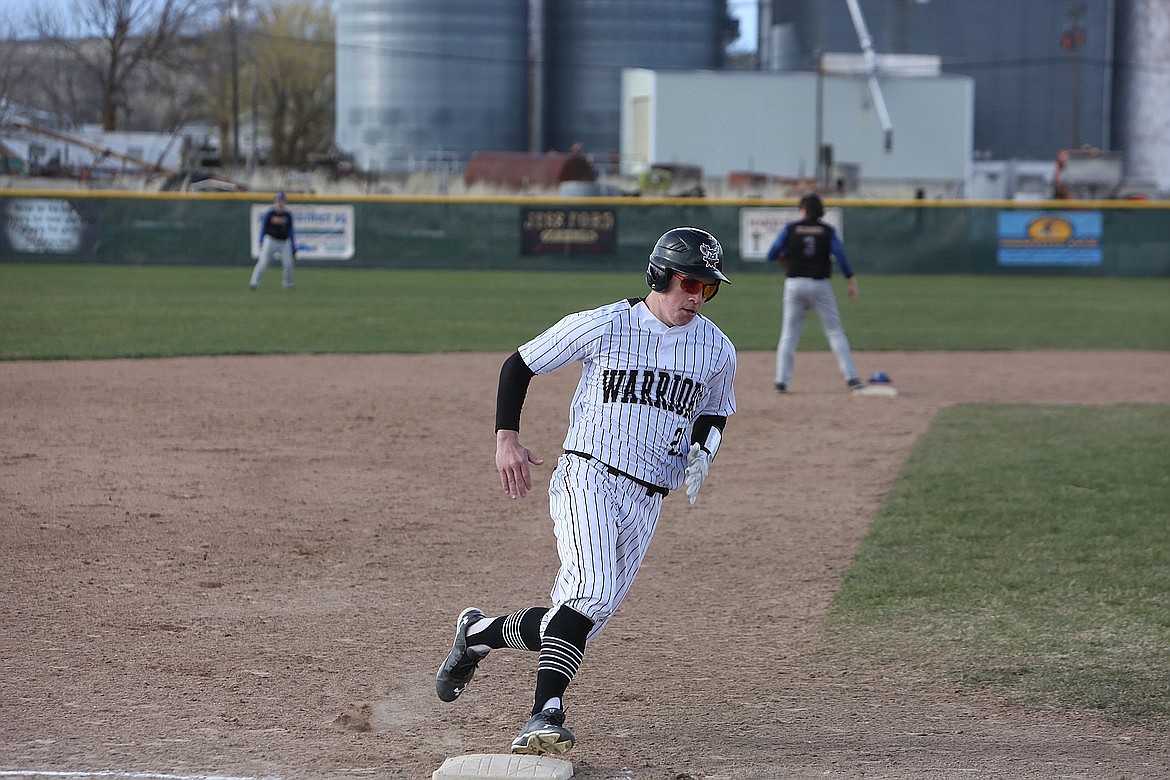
[699,242,721,269]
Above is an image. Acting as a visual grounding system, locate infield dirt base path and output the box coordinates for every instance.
[3,350,1168,780]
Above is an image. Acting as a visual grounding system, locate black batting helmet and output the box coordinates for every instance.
[646,227,730,300]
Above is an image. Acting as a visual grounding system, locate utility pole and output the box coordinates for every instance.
[1062,3,1087,149]
[814,46,824,187]
[230,0,241,167]
[249,64,258,175]
[757,0,772,70]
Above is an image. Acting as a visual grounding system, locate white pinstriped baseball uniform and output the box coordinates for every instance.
[518,296,737,641]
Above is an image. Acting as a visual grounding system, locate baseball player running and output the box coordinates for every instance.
[249,191,297,291]
[435,227,737,756]
[766,193,865,393]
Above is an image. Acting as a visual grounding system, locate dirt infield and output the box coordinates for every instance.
[3,350,1168,780]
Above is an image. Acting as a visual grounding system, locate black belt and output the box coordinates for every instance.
[565,451,668,497]
[788,275,828,280]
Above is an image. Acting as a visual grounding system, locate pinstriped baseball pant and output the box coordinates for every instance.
[546,453,663,644]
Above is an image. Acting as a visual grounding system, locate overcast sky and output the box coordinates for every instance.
[728,0,758,52]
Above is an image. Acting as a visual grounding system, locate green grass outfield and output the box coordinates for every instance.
[3,263,1167,729]
[829,404,1170,728]
[1,264,1168,358]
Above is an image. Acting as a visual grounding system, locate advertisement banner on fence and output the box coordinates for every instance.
[0,198,101,254]
[251,203,355,261]
[520,207,617,255]
[738,207,844,261]
[997,211,1103,266]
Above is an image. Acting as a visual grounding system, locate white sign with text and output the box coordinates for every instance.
[251,203,355,261]
[738,207,844,262]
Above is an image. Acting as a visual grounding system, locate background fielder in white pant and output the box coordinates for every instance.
[766,193,865,393]
[434,227,737,757]
[249,192,296,291]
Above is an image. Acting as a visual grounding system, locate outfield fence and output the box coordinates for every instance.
[1,191,1167,277]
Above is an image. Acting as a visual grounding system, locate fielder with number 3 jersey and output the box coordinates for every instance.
[766,192,865,393]
[435,227,737,757]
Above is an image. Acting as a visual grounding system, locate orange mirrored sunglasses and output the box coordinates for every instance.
[673,271,720,301]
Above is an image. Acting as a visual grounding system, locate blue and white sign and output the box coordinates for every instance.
[997,210,1102,266]
[251,203,355,261]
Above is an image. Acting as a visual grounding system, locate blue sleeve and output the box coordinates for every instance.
[765,224,791,261]
[828,227,854,277]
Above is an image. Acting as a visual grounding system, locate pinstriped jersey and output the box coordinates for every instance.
[518,297,737,490]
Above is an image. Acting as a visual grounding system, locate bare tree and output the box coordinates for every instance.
[32,0,210,131]
[183,0,333,167]
[252,0,334,166]
[0,12,37,128]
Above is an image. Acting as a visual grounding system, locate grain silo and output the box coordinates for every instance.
[335,0,529,170]
[1113,0,1170,194]
[541,0,730,161]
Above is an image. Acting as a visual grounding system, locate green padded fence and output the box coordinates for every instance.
[1,191,1167,277]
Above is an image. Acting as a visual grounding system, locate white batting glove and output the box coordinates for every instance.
[684,442,712,506]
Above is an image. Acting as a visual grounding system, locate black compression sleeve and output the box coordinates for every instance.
[495,350,535,432]
[690,414,726,448]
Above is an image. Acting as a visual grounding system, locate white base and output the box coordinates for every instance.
[853,384,899,397]
[432,753,573,780]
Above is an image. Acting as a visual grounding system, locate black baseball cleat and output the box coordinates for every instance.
[435,606,487,702]
[774,382,787,393]
[510,707,575,756]
[847,377,866,391]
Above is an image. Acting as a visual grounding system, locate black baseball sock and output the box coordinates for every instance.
[532,605,593,715]
[466,606,547,651]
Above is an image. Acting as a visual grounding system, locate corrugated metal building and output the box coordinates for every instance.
[332,0,1167,194]
[335,0,529,171]
[762,0,1115,161]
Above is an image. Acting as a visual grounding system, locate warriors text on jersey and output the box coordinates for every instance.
[518,297,736,491]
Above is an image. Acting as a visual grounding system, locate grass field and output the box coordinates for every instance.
[1,264,1169,359]
[829,404,1170,727]
[3,262,1167,729]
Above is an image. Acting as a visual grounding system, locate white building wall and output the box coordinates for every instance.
[622,69,973,185]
